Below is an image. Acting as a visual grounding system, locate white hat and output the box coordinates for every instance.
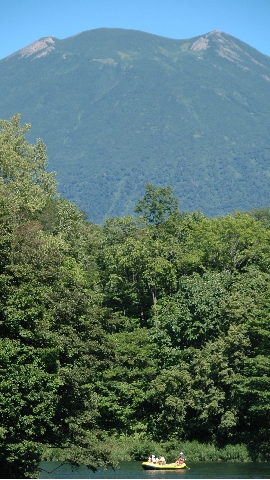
[179,452,183,455]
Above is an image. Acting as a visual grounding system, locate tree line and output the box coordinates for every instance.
[1,115,270,477]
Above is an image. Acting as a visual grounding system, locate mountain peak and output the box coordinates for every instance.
[190,30,265,67]
[190,30,225,52]
[5,37,55,60]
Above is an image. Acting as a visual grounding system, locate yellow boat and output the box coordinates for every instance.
[142,461,189,470]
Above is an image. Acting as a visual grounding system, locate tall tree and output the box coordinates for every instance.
[134,184,179,225]
[0,114,56,215]
[0,116,115,477]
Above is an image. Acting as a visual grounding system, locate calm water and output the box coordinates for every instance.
[38,461,270,479]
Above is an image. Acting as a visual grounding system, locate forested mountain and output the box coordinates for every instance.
[1,28,270,222]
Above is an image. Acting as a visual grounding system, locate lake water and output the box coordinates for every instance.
[38,461,270,479]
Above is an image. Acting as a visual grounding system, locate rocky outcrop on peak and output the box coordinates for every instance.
[190,36,209,52]
[190,30,266,70]
[5,37,55,60]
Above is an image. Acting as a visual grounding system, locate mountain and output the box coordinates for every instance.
[1,28,270,223]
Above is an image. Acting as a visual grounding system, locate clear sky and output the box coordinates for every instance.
[1,0,270,60]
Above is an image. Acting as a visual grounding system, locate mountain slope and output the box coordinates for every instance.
[1,28,270,222]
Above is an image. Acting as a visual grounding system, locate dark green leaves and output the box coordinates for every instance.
[135,184,179,225]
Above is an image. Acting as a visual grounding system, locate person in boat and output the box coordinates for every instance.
[151,454,157,463]
[158,455,166,464]
[175,452,186,465]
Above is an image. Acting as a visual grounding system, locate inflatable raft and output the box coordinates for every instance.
[142,461,188,470]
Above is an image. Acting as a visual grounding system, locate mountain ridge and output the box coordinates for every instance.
[4,28,269,65]
[1,28,270,223]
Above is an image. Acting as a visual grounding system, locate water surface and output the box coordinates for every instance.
[38,460,270,479]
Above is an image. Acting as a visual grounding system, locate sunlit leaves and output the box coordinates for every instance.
[185,213,270,273]
[134,184,179,225]
[0,114,57,214]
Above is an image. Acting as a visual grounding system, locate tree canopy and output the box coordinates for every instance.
[1,115,270,476]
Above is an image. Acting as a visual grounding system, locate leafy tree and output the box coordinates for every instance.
[96,328,158,435]
[0,340,60,478]
[0,214,116,477]
[184,324,251,445]
[134,184,179,225]
[248,206,270,229]
[233,270,270,459]
[185,213,270,273]
[99,218,184,320]
[0,114,56,215]
[0,116,115,477]
[152,271,230,349]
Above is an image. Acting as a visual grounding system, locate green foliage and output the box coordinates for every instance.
[0,340,60,478]
[248,206,270,229]
[0,115,57,215]
[164,440,250,462]
[2,115,270,475]
[152,271,230,349]
[134,184,179,225]
[96,194,270,457]
[0,117,117,477]
[98,435,250,462]
[96,328,158,434]
[184,213,270,273]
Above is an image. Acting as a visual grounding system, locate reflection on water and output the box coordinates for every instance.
[38,460,270,479]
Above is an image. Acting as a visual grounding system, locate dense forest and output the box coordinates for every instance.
[1,115,270,478]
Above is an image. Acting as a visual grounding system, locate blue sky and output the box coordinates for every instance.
[1,0,270,60]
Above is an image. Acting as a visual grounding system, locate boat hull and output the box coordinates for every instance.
[142,462,187,470]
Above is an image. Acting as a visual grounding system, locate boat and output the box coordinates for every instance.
[142,461,189,470]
